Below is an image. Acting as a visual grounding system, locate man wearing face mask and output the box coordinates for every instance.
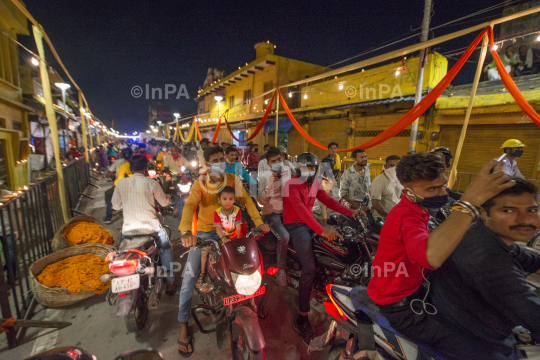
[500,139,525,179]
[365,152,515,360]
[177,146,270,356]
[283,152,363,344]
[257,147,295,286]
[147,138,160,158]
[155,145,169,171]
[370,155,401,220]
[163,145,196,175]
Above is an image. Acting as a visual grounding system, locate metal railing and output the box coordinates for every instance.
[0,157,93,349]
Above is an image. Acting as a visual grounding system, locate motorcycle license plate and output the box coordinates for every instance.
[111,274,140,293]
[223,286,265,306]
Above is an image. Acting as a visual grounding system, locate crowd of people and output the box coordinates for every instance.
[98,134,538,359]
[485,44,540,80]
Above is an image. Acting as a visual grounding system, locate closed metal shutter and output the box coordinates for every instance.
[439,124,540,179]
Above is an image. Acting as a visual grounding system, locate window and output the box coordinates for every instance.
[0,118,5,128]
[243,89,252,105]
[12,122,22,131]
[263,81,274,108]
[229,96,235,108]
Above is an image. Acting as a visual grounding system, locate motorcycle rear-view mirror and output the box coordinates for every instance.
[327,215,339,225]
[114,348,164,360]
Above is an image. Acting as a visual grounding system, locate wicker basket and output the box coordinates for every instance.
[51,215,119,252]
[29,243,114,308]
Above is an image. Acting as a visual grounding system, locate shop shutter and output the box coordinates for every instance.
[439,124,540,180]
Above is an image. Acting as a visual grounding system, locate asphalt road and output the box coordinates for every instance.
[0,176,338,360]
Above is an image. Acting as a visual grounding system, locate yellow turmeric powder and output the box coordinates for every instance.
[63,222,113,246]
[37,254,110,294]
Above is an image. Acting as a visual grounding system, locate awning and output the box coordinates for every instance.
[336,95,416,109]
[264,117,294,135]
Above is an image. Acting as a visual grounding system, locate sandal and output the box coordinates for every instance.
[178,336,193,358]
[196,271,206,288]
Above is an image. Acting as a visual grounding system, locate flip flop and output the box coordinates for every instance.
[178,336,193,358]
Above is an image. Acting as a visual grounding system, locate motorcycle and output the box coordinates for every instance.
[309,283,540,360]
[182,228,269,360]
[100,233,165,333]
[257,211,374,303]
[339,196,382,247]
[25,347,164,360]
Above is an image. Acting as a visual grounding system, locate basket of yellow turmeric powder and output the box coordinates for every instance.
[29,243,114,308]
[51,215,119,252]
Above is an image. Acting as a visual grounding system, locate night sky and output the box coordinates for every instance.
[19,0,506,133]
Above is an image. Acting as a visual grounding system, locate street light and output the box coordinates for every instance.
[215,95,223,125]
[55,83,71,154]
[174,113,180,120]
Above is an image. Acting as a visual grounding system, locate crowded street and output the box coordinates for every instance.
[4,1,540,360]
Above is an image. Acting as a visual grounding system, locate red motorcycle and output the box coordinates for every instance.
[182,228,272,360]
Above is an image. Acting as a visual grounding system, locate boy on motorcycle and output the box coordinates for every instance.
[177,146,269,357]
[282,152,363,345]
[431,177,540,359]
[366,152,515,360]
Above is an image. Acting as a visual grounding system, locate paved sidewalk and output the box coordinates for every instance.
[0,175,333,360]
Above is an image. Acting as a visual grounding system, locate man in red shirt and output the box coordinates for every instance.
[246,144,260,172]
[367,152,515,360]
[283,152,361,344]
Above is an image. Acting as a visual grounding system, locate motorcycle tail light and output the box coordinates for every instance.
[110,259,139,276]
[266,267,279,276]
[326,284,347,320]
[231,265,262,295]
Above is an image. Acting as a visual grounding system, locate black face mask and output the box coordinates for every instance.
[407,188,449,209]
[513,150,524,157]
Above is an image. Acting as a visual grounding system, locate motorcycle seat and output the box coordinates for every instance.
[349,286,402,336]
[119,235,157,252]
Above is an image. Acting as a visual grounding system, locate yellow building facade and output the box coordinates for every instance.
[0,0,32,189]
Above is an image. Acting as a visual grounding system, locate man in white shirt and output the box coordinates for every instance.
[112,155,176,294]
[371,155,402,220]
[196,139,210,168]
[147,138,161,159]
[340,149,371,211]
[163,146,196,175]
[257,147,294,286]
[514,45,539,77]
[500,139,525,179]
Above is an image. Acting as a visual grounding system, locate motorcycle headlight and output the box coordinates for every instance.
[179,184,191,193]
[230,265,262,295]
[191,160,197,167]
[180,166,186,171]
[148,170,156,177]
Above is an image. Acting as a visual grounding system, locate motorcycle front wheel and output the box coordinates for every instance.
[231,323,266,360]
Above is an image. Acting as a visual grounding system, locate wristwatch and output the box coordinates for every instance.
[181,230,192,236]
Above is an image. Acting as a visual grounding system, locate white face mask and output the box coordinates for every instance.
[208,161,226,175]
[301,170,316,177]
[162,147,167,152]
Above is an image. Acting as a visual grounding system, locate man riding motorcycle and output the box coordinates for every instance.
[366,152,515,360]
[282,152,362,345]
[177,145,269,357]
[162,145,196,175]
[432,177,540,359]
[111,155,176,295]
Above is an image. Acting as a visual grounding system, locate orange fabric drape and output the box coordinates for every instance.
[487,27,540,127]
[223,90,277,142]
[210,110,227,144]
[194,118,202,141]
[278,27,489,152]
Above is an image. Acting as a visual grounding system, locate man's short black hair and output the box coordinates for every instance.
[225,146,238,155]
[130,154,148,172]
[396,152,445,184]
[221,142,227,146]
[385,155,401,164]
[265,147,282,160]
[219,185,236,198]
[204,146,224,162]
[264,144,271,150]
[351,149,365,159]
[328,142,338,149]
[482,177,538,215]
[200,138,210,145]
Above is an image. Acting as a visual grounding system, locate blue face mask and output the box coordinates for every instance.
[301,170,316,177]
[210,162,226,174]
[271,162,284,172]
